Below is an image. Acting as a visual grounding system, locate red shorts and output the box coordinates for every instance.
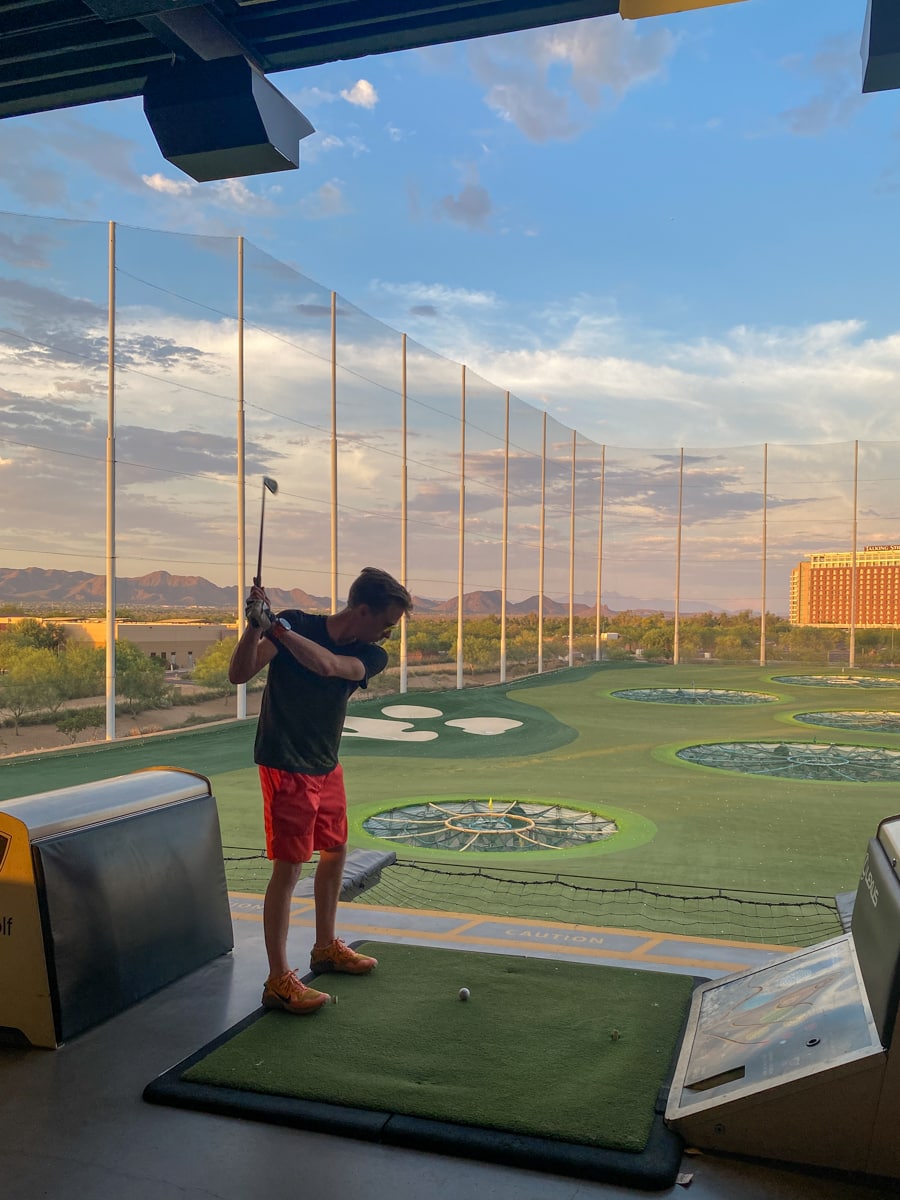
[259,764,348,863]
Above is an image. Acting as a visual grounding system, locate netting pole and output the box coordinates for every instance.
[236,236,247,720]
[568,429,576,667]
[759,442,767,668]
[400,333,409,694]
[500,391,510,684]
[105,220,117,742]
[330,291,338,614]
[673,448,684,667]
[849,439,859,669]
[538,411,547,674]
[595,445,605,662]
[456,364,466,690]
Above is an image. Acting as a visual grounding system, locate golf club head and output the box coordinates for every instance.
[263,476,279,495]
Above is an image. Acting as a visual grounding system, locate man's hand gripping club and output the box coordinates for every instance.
[245,585,291,637]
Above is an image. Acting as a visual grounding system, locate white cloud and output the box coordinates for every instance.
[461,314,900,446]
[372,280,497,311]
[341,79,379,109]
[3,271,898,609]
[143,173,193,197]
[301,180,349,218]
[467,17,676,141]
[0,111,145,211]
[779,35,868,136]
[287,85,337,108]
[211,178,282,214]
[141,172,282,216]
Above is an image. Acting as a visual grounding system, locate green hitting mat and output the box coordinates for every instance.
[144,943,700,1189]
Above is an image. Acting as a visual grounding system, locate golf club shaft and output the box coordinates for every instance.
[254,490,266,587]
[253,477,278,590]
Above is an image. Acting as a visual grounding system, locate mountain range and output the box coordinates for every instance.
[0,568,610,617]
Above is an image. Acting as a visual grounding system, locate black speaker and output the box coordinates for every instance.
[143,56,314,182]
[862,0,900,94]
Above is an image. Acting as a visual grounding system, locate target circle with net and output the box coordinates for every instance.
[676,741,900,782]
[612,687,775,705]
[362,797,620,852]
[771,675,900,689]
[794,711,900,734]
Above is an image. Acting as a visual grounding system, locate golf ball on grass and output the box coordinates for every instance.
[458,987,470,1001]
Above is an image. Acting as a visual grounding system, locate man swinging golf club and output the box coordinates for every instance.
[229,534,412,1014]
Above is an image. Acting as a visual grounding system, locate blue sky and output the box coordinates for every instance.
[1,0,898,612]
[1,0,895,452]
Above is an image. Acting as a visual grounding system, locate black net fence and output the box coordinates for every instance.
[222,848,842,948]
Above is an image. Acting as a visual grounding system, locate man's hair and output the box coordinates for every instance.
[347,567,412,615]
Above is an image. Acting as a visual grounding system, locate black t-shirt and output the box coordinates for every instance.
[253,610,388,774]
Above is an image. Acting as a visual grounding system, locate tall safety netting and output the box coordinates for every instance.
[0,216,109,580]
[504,396,545,677]
[400,338,464,687]
[114,227,239,600]
[459,367,507,683]
[242,243,335,609]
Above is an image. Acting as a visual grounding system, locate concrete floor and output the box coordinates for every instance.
[2,903,895,1200]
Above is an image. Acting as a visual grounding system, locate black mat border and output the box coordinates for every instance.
[143,953,707,1191]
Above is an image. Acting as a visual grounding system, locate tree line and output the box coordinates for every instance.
[0,619,173,738]
[2,611,896,742]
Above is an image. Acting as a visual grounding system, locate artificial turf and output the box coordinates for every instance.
[2,661,898,903]
[174,943,696,1153]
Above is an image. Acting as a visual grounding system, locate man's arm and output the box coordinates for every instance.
[268,623,365,682]
[229,622,277,684]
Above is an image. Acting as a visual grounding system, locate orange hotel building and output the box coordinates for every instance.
[790,546,900,627]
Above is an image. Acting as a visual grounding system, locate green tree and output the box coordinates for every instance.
[115,640,171,715]
[192,637,238,693]
[59,642,105,700]
[4,618,68,652]
[407,621,455,662]
[0,647,53,733]
[56,706,106,743]
[465,636,499,673]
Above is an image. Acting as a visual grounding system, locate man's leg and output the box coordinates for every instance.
[310,844,378,974]
[264,858,303,978]
[308,767,377,974]
[258,769,329,1013]
[313,844,347,947]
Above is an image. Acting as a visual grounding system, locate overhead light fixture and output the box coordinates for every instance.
[143,56,314,182]
[861,0,900,93]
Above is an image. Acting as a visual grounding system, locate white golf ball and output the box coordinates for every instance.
[459,987,470,1001]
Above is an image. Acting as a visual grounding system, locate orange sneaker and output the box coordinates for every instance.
[262,969,330,1014]
[310,939,378,975]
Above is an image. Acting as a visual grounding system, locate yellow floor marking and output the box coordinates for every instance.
[335,899,794,953]
[228,891,793,952]
[228,892,794,973]
[445,916,493,935]
[631,933,671,957]
[285,916,754,971]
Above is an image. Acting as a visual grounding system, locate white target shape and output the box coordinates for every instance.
[443,718,523,736]
[342,717,438,742]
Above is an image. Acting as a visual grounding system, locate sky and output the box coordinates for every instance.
[0,0,898,611]
[1,0,897,448]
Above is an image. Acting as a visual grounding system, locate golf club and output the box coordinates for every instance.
[254,476,279,588]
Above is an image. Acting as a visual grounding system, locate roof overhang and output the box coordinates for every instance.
[1,1,895,182]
